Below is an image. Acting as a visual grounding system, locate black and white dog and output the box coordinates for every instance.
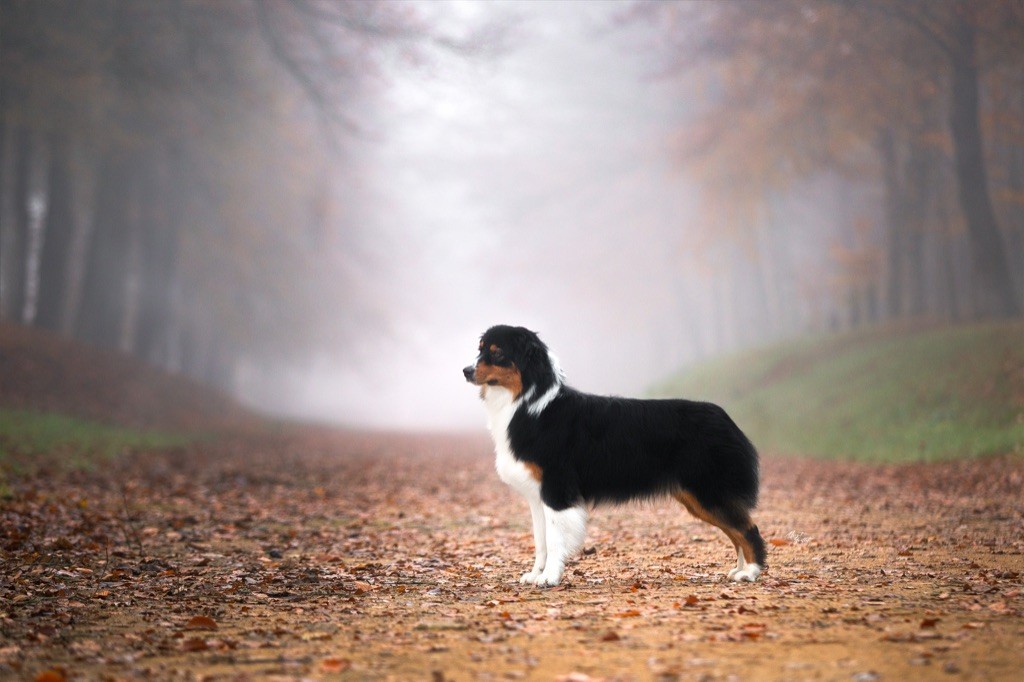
[463,325,766,587]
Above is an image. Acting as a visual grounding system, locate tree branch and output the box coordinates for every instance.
[831,0,954,59]
[252,0,357,147]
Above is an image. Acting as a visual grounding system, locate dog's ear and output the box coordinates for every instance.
[522,330,543,359]
[519,331,550,374]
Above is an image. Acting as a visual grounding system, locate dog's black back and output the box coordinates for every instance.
[509,388,760,516]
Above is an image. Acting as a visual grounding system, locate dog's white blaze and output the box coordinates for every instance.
[525,350,565,416]
[526,383,561,416]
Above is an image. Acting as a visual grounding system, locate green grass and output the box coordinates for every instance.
[651,321,1024,462]
[0,408,189,473]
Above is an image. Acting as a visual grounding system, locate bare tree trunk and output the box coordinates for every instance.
[938,228,961,322]
[948,4,1020,317]
[118,182,143,353]
[712,257,737,352]
[76,150,132,348]
[36,132,73,330]
[951,228,974,321]
[878,126,907,319]
[59,139,98,335]
[136,143,186,367]
[20,129,50,326]
[905,136,931,318]
[0,121,17,320]
[0,125,30,321]
[753,207,783,336]
[1004,119,1024,304]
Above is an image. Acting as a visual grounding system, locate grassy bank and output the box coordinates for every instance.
[0,408,188,477]
[652,321,1024,462]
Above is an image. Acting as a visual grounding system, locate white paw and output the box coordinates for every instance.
[532,568,563,587]
[519,569,542,584]
[730,563,762,582]
[727,566,742,580]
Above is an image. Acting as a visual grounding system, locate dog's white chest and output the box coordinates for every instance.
[483,386,540,497]
[495,440,538,494]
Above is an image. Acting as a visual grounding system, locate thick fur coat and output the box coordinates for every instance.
[464,325,766,587]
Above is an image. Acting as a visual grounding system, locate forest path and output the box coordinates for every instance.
[3,430,1023,681]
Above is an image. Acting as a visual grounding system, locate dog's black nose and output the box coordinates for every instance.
[463,366,475,382]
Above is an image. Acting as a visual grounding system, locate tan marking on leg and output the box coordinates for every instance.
[674,490,757,565]
[524,462,543,482]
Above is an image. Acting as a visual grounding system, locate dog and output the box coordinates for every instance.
[463,324,766,587]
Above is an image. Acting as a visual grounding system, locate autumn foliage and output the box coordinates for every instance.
[0,320,1021,678]
[0,0,422,388]
[2,430,1023,679]
[632,0,1024,344]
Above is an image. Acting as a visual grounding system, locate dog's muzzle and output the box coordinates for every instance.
[463,365,476,382]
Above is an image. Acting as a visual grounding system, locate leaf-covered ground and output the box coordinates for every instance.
[2,430,1023,681]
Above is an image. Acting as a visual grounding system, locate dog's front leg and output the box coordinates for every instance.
[534,505,588,587]
[519,498,547,584]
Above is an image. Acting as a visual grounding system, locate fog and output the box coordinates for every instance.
[4,0,1022,430]
[243,2,701,428]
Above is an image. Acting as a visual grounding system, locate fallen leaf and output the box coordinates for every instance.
[34,670,66,682]
[181,637,208,652]
[184,615,218,631]
[321,657,351,672]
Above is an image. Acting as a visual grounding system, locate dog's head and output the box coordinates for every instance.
[463,325,560,402]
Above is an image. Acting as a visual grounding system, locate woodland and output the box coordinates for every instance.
[0,0,441,387]
[1,428,1022,681]
[630,1,1024,348]
[2,3,1024,680]
[2,1,1024,392]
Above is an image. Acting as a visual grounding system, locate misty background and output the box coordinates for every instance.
[2,0,1022,430]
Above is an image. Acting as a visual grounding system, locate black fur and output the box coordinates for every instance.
[745,526,768,567]
[511,387,760,512]
[468,325,767,570]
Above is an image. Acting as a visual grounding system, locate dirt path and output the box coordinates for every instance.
[2,431,1023,681]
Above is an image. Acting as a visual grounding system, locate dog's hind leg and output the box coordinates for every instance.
[532,504,588,587]
[674,490,766,582]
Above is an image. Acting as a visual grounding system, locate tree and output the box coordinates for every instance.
[854,0,1021,316]
[632,0,1024,327]
[0,0,441,390]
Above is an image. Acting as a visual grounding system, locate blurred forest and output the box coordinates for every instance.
[634,0,1024,344]
[1,0,1023,411]
[0,0,453,388]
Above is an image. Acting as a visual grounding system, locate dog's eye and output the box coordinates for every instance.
[492,349,505,361]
